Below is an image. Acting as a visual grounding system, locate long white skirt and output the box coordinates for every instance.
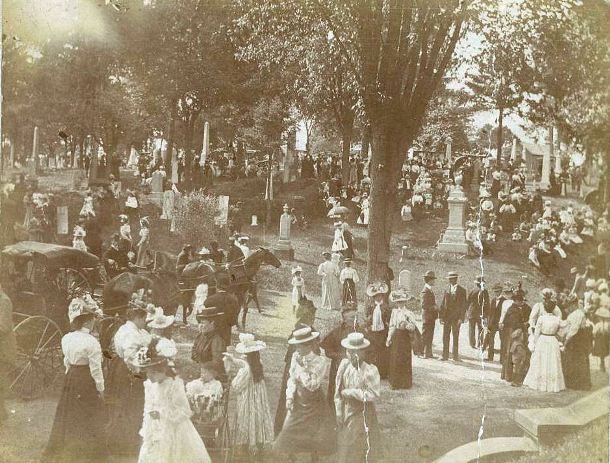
[523,335,565,393]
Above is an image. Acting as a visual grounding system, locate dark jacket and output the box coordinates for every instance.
[466,288,490,320]
[486,296,504,331]
[204,290,240,329]
[103,246,129,278]
[0,291,16,365]
[421,286,438,323]
[439,285,468,322]
[191,329,226,380]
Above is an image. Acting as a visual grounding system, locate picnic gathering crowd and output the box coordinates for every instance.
[0,142,607,463]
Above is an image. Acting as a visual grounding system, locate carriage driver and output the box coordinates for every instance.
[176,244,194,279]
[104,233,131,279]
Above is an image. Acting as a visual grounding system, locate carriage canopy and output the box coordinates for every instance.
[2,241,100,270]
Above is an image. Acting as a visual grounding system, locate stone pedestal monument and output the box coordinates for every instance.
[274,204,294,260]
[438,175,469,254]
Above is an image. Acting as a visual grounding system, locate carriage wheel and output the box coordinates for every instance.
[10,316,63,400]
[55,268,93,303]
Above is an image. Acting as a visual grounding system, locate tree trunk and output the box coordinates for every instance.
[361,125,371,161]
[367,123,407,285]
[166,98,178,181]
[496,106,504,163]
[340,117,354,185]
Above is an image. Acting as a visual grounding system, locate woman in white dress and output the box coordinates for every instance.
[317,252,341,311]
[331,221,348,253]
[136,217,152,267]
[357,194,369,226]
[136,337,211,463]
[523,305,566,392]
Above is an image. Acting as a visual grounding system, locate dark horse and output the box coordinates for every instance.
[180,247,282,328]
[99,263,183,357]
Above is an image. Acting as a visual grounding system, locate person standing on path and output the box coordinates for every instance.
[335,332,383,463]
[483,283,504,362]
[339,258,359,306]
[467,276,490,349]
[386,288,416,389]
[42,297,106,463]
[439,271,467,361]
[273,326,336,461]
[318,252,341,311]
[420,271,438,359]
[364,282,391,379]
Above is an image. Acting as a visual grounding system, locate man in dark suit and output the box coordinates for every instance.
[483,283,504,361]
[439,271,468,361]
[420,270,438,359]
[103,234,130,279]
[467,276,490,349]
[175,244,193,278]
[204,275,239,346]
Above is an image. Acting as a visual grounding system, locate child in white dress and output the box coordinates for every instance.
[186,364,224,421]
[72,226,87,252]
[291,266,305,313]
[135,338,210,463]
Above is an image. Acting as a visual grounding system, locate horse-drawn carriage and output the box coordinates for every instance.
[1,241,104,399]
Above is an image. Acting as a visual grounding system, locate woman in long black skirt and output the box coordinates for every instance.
[563,305,593,390]
[42,301,106,463]
[386,289,416,389]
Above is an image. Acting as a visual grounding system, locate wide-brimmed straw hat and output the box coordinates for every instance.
[595,308,610,319]
[291,266,303,275]
[447,271,459,279]
[147,307,175,329]
[288,326,320,345]
[133,337,178,368]
[390,288,410,303]
[235,333,266,354]
[68,293,102,324]
[541,288,556,301]
[366,281,389,297]
[119,214,128,222]
[340,332,370,350]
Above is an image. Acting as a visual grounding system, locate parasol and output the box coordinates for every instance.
[327,205,350,217]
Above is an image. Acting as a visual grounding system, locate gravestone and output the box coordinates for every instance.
[57,206,69,235]
[160,190,175,220]
[171,158,179,184]
[215,195,230,226]
[398,269,412,293]
[251,215,258,226]
[149,170,164,206]
[274,203,294,259]
[437,175,469,253]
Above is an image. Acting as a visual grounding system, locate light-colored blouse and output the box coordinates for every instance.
[334,359,380,423]
[389,307,416,331]
[285,350,329,402]
[61,328,104,392]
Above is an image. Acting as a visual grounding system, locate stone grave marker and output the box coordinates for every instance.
[398,269,412,292]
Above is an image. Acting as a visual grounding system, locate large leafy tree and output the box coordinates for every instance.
[234,0,468,281]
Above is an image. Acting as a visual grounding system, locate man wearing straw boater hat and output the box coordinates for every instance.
[335,332,383,463]
[274,326,335,461]
[420,270,438,359]
[364,281,391,378]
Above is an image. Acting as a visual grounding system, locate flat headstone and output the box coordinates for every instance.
[433,437,538,463]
